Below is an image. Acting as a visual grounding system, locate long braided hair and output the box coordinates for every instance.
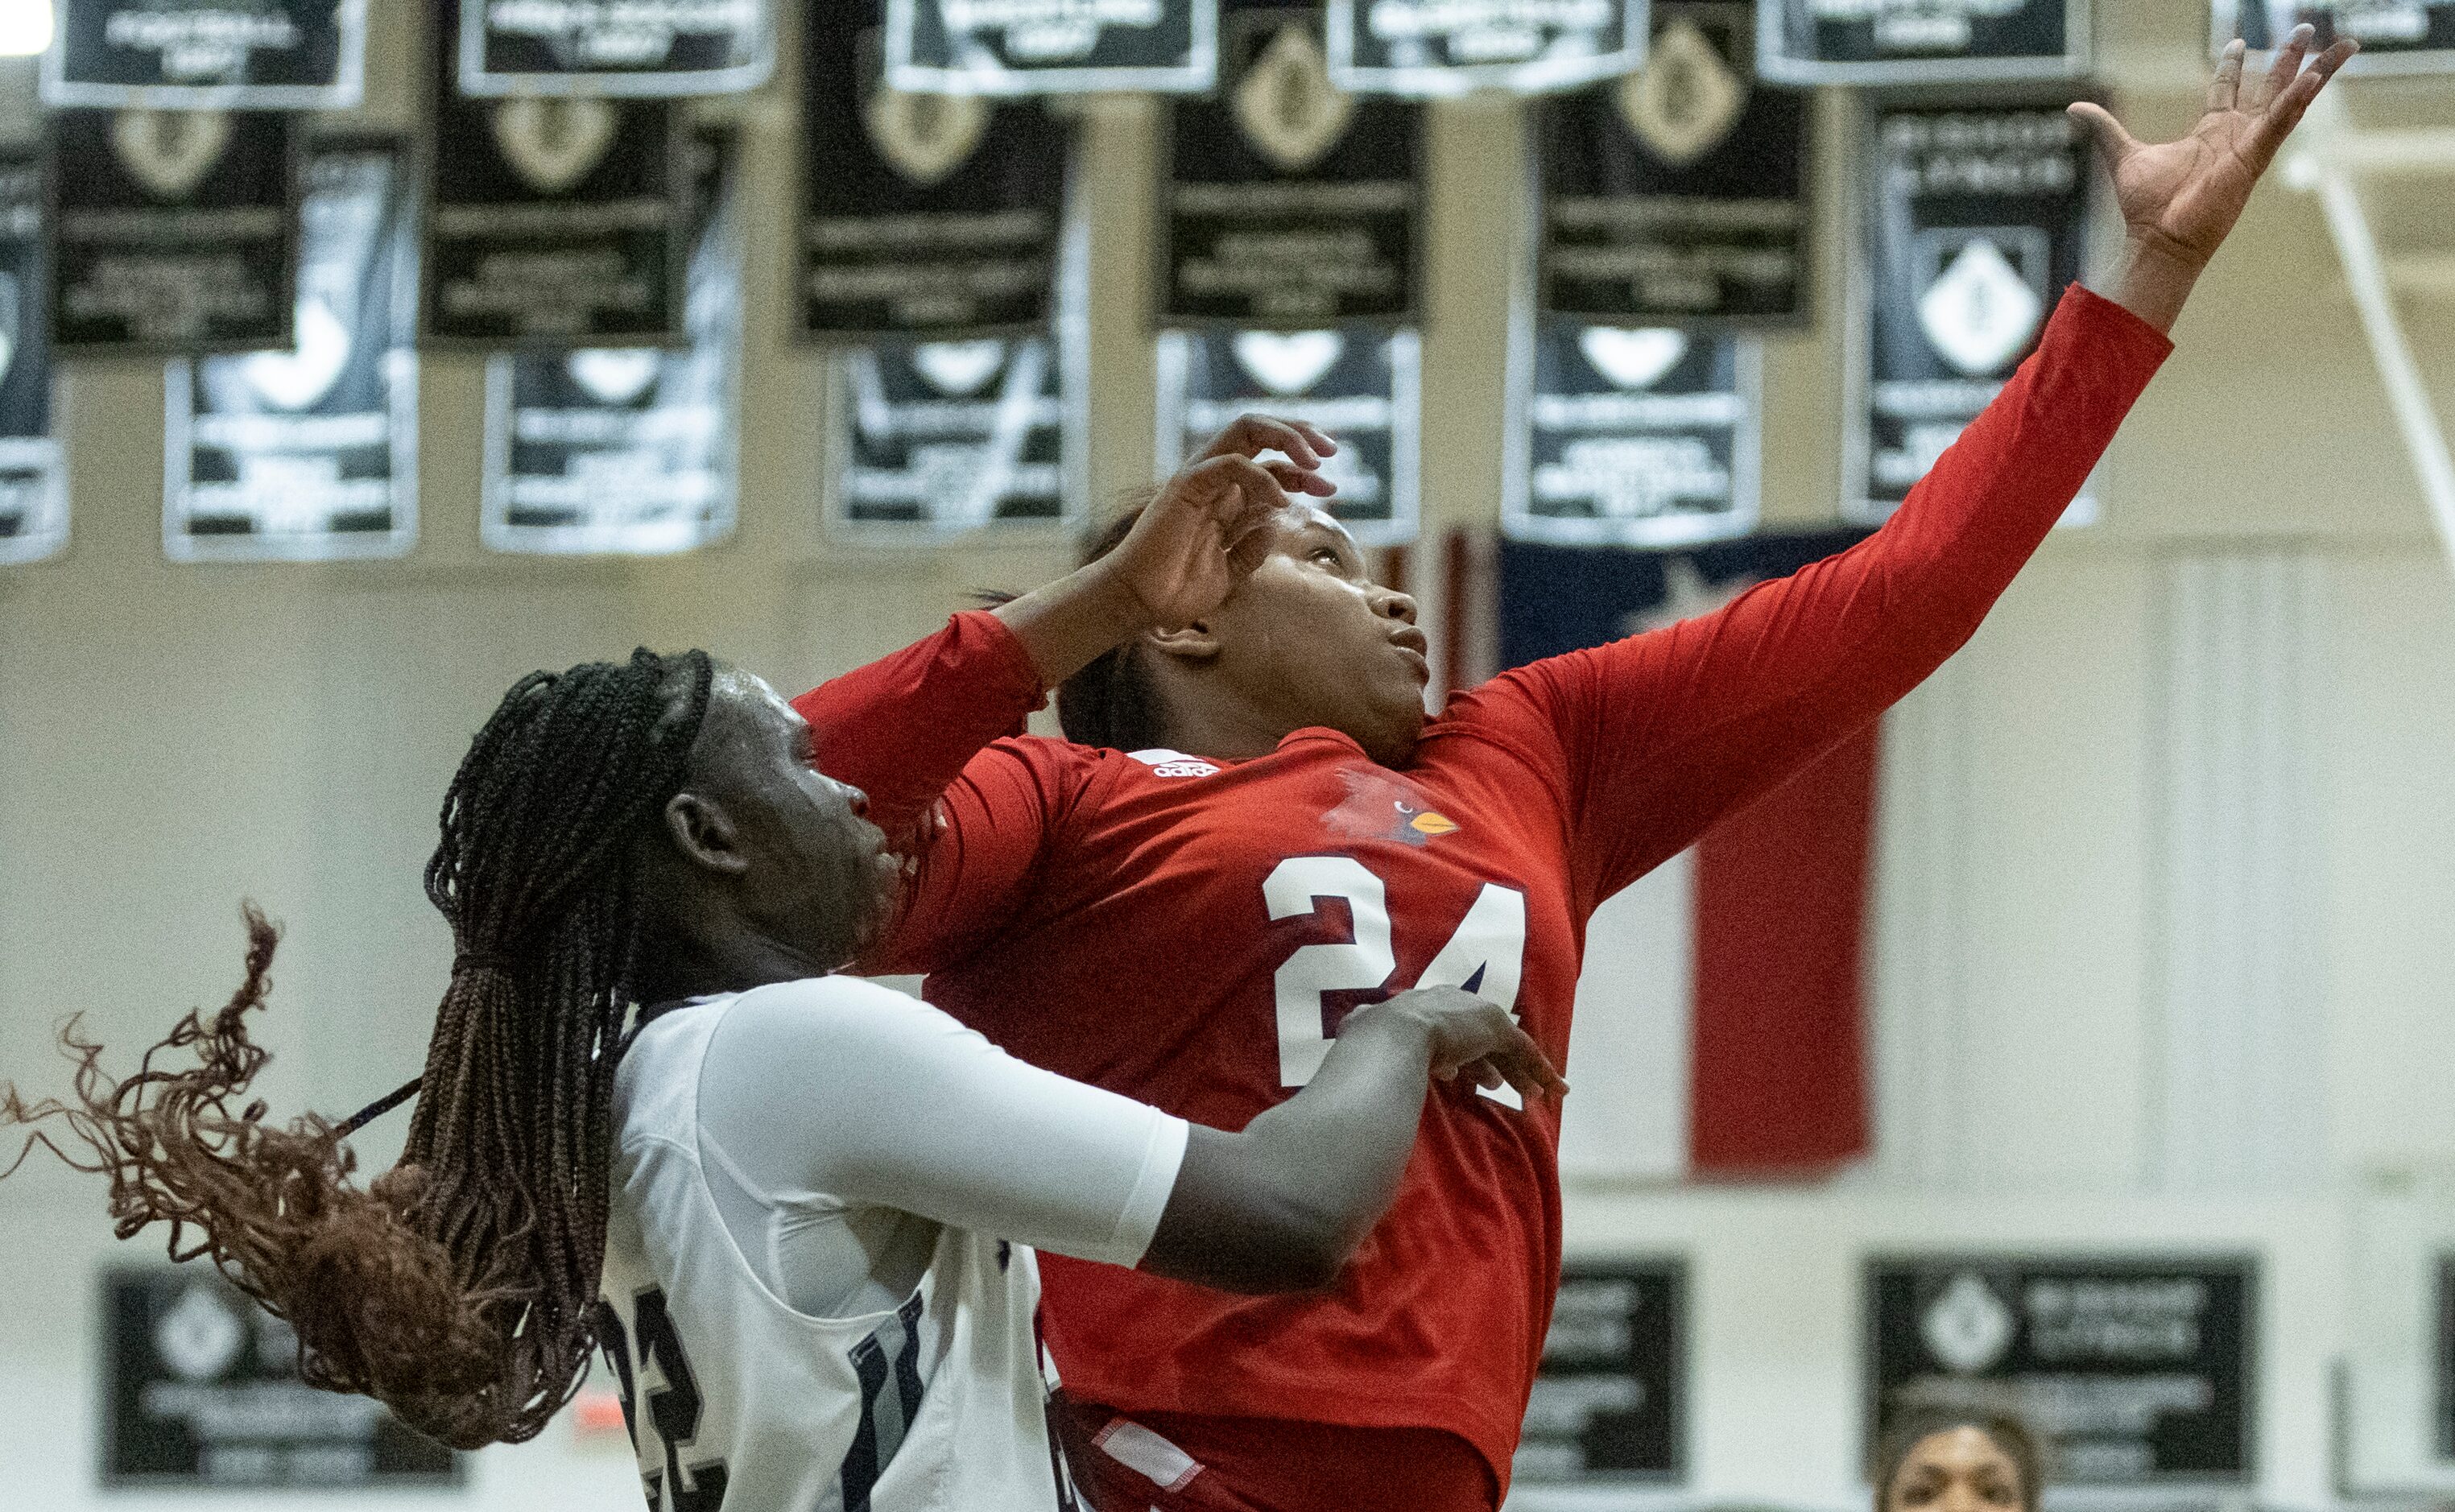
[0,648,714,1450]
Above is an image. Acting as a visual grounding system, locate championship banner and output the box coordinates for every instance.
[43,1,366,109]
[457,0,775,97]
[1511,1259,1686,1495]
[2217,2,2455,73]
[103,1268,457,1485]
[886,0,1219,93]
[1539,1,1810,325]
[1845,100,2090,526]
[801,11,1067,338]
[1155,326,1420,545]
[832,335,1081,533]
[1866,1256,2256,1483]
[1325,0,1647,95]
[49,109,296,355]
[166,138,415,563]
[1757,0,2087,83]
[0,151,65,567]
[1163,6,1419,327]
[425,6,684,348]
[484,130,741,556]
[1503,316,1760,546]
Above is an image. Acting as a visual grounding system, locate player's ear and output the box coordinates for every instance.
[663,789,751,876]
[1145,622,1222,664]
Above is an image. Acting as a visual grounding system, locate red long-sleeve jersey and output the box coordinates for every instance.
[796,287,2171,1489]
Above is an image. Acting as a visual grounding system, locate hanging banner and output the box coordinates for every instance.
[457,0,774,97]
[1845,100,2090,527]
[1326,0,1647,95]
[0,151,65,567]
[1866,1256,2255,1483]
[1155,325,1419,545]
[165,138,415,563]
[833,335,1080,532]
[424,27,684,348]
[801,13,1067,339]
[43,1,366,109]
[1163,7,1420,327]
[103,1267,458,1485]
[2216,2,2455,73]
[1511,1259,1687,1495]
[1540,1,1809,326]
[484,130,740,555]
[1503,314,1761,547]
[49,109,296,356]
[1756,0,2087,83]
[886,0,1219,93]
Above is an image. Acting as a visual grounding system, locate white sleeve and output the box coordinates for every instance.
[692,977,1189,1267]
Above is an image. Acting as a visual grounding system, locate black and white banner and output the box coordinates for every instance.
[1867,1256,2256,1483]
[457,0,775,97]
[424,60,684,345]
[166,138,415,562]
[887,0,1219,93]
[43,1,366,109]
[1163,7,1419,326]
[485,130,741,555]
[1156,326,1419,545]
[1511,1259,1686,1493]
[1846,100,2091,526]
[50,109,296,355]
[1326,0,1647,95]
[1757,0,2088,83]
[1504,314,1760,546]
[2216,2,2455,72]
[833,335,1081,533]
[1539,2,1809,325]
[802,15,1067,338]
[0,151,65,567]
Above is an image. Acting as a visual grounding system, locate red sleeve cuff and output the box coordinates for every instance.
[951,608,1052,737]
[2056,282,2177,372]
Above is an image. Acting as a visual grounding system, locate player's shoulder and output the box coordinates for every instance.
[721,976,992,1072]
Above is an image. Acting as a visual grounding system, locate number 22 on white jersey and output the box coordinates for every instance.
[1263,856,1529,1108]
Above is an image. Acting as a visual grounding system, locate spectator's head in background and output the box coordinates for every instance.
[1873,1411,2044,1512]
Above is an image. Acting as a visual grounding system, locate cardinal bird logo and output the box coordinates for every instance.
[1324,767,1459,847]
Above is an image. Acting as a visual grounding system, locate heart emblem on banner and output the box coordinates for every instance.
[491,97,618,194]
[567,348,662,405]
[866,87,990,186]
[239,297,352,411]
[1578,327,1688,390]
[111,109,233,200]
[1917,238,2044,378]
[912,339,1009,395]
[1232,329,1342,396]
[1232,24,1354,172]
[0,272,19,390]
[1617,18,1745,167]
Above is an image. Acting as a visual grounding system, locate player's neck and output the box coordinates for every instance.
[1144,675,1297,762]
[636,923,834,1004]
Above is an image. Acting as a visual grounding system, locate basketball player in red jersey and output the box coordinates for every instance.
[796,34,2352,1512]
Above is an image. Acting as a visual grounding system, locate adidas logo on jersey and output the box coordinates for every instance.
[1131,749,1221,779]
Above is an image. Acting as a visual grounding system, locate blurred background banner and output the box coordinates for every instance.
[48,107,296,354]
[165,135,415,562]
[1538,1,1811,327]
[1865,1256,2258,1485]
[800,10,1068,339]
[2216,0,2455,71]
[1756,0,2089,83]
[1511,1258,1688,1495]
[835,333,1077,533]
[1158,326,1420,544]
[1503,319,1762,546]
[1324,0,1650,97]
[454,0,774,97]
[41,0,366,109]
[101,1267,458,1487]
[1162,4,1419,328]
[1846,99,2092,527]
[484,128,740,556]
[886,0,1221,94]
[0,144,63,565]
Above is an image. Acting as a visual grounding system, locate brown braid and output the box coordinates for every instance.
[0,648,714,1450]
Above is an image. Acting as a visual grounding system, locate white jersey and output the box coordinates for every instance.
[597,978,1187,1512]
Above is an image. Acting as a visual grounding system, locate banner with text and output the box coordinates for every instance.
[833,334,1082,534]
[457,0,774,96]
[1540,1,1809,325]
[2216,2,2455,72]
[1758,0,2086,83]
[0,151,64,566]
[1326,0,1647,95]
[887,0,1218,93]
[1511,1259,1686,1497]
[44,0,366,109]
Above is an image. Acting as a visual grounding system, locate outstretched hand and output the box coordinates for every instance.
[1098,451,1296,631]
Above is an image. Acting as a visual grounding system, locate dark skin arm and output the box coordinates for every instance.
[1138,987,1567,1293]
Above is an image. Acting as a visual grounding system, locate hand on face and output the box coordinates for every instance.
[1095,415,1342,632]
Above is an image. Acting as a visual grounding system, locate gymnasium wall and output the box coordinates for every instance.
[3,0,2454,1507]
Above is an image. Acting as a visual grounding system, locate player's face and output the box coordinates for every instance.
[1883,1428,2024,1512]
[1197,507,1428,763]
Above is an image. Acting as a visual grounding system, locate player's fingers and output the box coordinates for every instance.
[1263,459,1338,498]
[1199,413,1322,469]
[2209,35,2246,112]
[2066,102,2141,171]
[2257,23,2313,111]
[2253,36,2356,157]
